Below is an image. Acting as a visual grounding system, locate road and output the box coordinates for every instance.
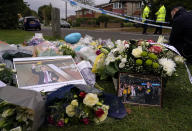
[34,27,170,41]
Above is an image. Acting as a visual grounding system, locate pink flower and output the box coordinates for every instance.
[96,50,101,55]
[148,40,155,43]
[81,118,89,125]
[57,120,64,127]
[149,46,162,54]
[47,116,54,125]
[95,108,104,118]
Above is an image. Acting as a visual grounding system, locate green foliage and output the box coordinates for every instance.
[38,4,52,26]
[0,0,25,29]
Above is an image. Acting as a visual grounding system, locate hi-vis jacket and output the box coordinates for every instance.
[156,5,166,22]
[142,6,150,22]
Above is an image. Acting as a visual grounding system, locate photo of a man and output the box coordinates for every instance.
[32,64,58,85]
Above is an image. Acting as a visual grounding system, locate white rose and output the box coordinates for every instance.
[119,62,125,68]
[174,56,185,63]
[132,47,143,58]
[66,105,75,117]
[121,58,127,63]
[83,93,99,107]
[71,99,78,107]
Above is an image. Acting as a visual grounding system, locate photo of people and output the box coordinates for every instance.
[118,73,162,106]
[13,56,86,92]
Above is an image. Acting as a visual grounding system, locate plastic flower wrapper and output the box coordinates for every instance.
[77,61,96,87]
[0,86,45,131]
[79,35,93,45]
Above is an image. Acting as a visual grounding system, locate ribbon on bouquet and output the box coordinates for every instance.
[150,42,192,84]
[61,0,172,29]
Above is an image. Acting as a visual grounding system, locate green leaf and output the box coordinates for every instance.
[106,63,118,76]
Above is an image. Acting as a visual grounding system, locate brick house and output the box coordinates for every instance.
[110,0,142,17]
[75,3,113,18]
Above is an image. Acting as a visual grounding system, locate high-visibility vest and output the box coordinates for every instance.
[155,5,166,22]
[142,6,150,22]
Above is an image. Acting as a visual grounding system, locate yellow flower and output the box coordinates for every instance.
[83,93,99,107]
[97,45,102,49]
[92,53,105,73]
[66,105,75,117]
[90,42,97,46]
[132,46,143,58]
[71,100,78,107]
[74,95,78,98]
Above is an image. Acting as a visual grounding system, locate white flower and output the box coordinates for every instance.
[116,40,122,45]
[121,58,127,63]
[132,46,143,58]
[125,44,129,48]
[66,105,75,117]
[159,58,176,76]
[105,53,115,65]
[106,39,114,49]
[174,56,185,63]
[71,99,78,107]
[83,93,99,107]
[116,43,125,53]
[119,62,125,68]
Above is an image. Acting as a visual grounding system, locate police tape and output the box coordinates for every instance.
[61,0,172,29]
[96,8,169,24]
[150,42,192,84]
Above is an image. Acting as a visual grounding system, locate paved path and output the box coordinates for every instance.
[33,27,170,41]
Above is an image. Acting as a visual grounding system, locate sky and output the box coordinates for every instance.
[24,0,110,18]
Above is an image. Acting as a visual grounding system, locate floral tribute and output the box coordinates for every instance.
[0,63,16,85]
[92,39,185,79]
[47,88,109,127]
[0,99,33,131]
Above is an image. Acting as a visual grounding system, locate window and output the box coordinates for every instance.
[136,2,141,8]
[88,10,92,14]
[113,2,122,9]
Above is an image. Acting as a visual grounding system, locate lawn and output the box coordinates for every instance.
[0,30,192,131]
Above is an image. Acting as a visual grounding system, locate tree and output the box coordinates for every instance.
[38,4,52,26]
[0,0,25,29]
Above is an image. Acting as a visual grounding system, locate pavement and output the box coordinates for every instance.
[33,27,170,41]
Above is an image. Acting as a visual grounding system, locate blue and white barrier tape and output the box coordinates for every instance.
[96,8,169,24]
[62,0,172,29]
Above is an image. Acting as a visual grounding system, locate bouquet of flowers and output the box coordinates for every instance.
[47,87,109,127]
[59,43,76,58]
[0,63,16,85]
[0,99,33,131]
[92,39,185,79]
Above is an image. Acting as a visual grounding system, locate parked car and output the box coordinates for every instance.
[19,16,41,30]
[60,20,70,28]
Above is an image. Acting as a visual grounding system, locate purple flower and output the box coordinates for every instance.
[96,50,101,55]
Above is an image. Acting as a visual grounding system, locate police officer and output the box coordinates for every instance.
[169,6,192,63]
[142,4,150,34]
[154,3,166,35]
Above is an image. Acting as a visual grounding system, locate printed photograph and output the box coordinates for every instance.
[118,73,162,107]
[13,56,85,92]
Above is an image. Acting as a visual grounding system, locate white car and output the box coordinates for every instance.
[60,20,70,28]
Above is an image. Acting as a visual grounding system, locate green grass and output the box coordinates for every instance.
[0,30,192,131]
[0,30,34,44]
[39,64,192,131]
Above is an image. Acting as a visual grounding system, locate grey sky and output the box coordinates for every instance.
[24,0,110,18]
